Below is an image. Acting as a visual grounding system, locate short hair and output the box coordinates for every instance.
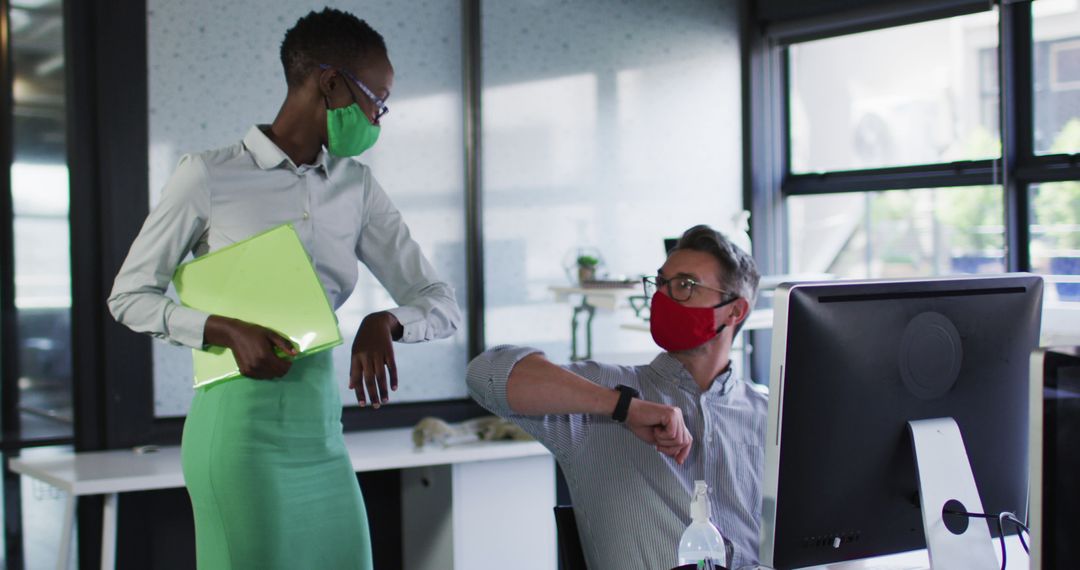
[280,8,387,88]
[671,224,761,325]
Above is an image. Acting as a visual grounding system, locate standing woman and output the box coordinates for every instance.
[108,9,461,569]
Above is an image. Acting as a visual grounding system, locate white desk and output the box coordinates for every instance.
[9,427,555,570]
[549,285,641,311]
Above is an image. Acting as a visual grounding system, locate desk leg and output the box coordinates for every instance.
[570,301,596,361]
[57,494,75,570]
[101,493,118,570]
[583,303,595,360]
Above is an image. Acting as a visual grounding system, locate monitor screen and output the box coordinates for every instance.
[760,274,1043,568]
[1031,346,1080,568]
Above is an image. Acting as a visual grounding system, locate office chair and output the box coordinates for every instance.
[553,505,588,570]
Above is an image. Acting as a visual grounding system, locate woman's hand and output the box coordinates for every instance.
[203,315,297,379]
[350,311,404,408]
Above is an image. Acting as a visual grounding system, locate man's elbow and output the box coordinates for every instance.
[464,353,489,401]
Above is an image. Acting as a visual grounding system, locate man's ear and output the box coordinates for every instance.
[722,297,751,327]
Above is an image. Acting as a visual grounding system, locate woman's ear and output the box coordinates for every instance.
[316,67,338,98]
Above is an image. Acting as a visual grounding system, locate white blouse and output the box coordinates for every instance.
[109,125,461,349]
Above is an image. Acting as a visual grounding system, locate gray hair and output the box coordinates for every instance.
[671,224,761,317]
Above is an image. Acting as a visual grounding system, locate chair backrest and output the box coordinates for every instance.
[553,505,588,570]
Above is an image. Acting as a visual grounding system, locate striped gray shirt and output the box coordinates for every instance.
[467,346,768,570]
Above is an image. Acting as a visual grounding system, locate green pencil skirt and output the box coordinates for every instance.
[181,351,372,569]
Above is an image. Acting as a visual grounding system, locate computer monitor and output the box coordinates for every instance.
[760,274,1043,569]
[1029,346,1080,568]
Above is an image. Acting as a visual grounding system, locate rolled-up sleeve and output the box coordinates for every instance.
[467,345,593,462]
[466,344,544,417]
[356,169,462,343]
[107,154,212,349]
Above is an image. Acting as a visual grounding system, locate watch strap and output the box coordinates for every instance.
[612,385,639,423]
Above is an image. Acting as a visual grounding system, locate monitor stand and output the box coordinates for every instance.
[908,417,999,569]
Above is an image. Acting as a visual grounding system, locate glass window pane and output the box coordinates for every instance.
[147,1,468,416]
[481,1,744,364]
[1030,181,1080,305]
[789,10,1000,173]
[1033,0,1080,155]
[788,187,1005,278]
[10,0,72,439]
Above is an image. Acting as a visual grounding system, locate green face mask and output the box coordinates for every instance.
[326,102,380,157]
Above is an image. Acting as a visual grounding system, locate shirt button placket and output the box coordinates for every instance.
[303,172,313,223]
[702,396,714,445]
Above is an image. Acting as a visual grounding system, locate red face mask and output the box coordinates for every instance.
[649,291,736,352]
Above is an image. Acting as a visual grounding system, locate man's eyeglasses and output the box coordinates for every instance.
[319,64,390,122]
[642,275,730,303]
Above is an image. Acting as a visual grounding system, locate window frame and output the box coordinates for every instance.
[747,0,1080,278]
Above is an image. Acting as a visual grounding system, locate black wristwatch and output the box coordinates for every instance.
[612,385,640,423]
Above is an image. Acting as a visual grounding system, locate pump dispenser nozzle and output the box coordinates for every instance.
[691,480,711,522]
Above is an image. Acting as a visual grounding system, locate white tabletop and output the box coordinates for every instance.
[549,285,641,310]
[9,427,550,496]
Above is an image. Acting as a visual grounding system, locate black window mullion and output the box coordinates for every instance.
[766,0,991,46]
[783,161,1000,196]
[463,0,484,359]
[0,0,18,446]
[747,32,788,277]
[0,2,26,568]
[1016,154,1080,183]
[1000,0,1035,272]
[65,0,152,566]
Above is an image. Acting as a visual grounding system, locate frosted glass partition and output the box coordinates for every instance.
[148,0,466,416]
[481,0,743,365]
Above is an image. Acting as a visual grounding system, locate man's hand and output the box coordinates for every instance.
[624,399,693,465]
[204,315,297,379]
[350,311,404,408]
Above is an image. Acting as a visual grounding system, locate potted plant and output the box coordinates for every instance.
[576,254,600,285]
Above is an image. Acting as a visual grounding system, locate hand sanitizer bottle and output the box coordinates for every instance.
[677,480,730,568]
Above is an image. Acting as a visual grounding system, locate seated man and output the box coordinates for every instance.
[467,225,767,570]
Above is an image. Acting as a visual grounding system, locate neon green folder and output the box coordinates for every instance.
[173,224,343,388]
